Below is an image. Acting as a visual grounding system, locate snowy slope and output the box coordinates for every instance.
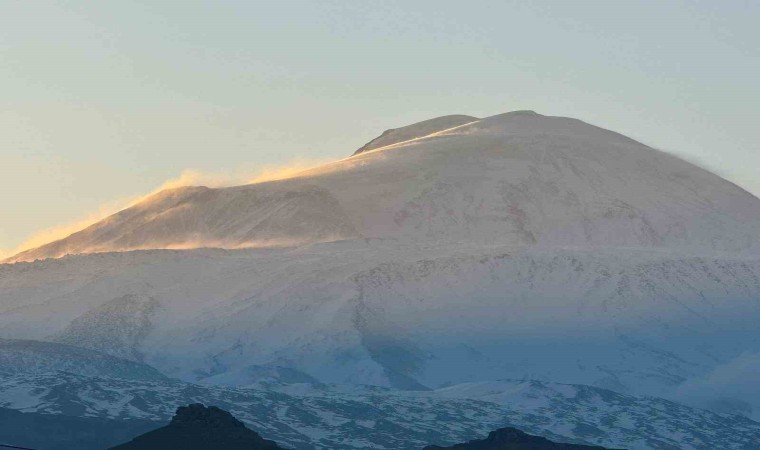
[7,110,760,262]
[0,339,167,381]
[1,372,758,450]
[1,244,760,418]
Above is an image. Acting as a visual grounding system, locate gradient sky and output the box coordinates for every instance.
[1,1,759,256]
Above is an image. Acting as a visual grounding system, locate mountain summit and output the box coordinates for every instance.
[8,110,759,262]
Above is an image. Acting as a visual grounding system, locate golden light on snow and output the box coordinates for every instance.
[247,158,332,184]
[4,194,142,258]
[3,158,335,260]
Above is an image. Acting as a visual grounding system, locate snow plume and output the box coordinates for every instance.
[148,158,330,191]
[154,169,239,190]
[149,158,331,194]
[1,194,142,261]
[248,158,333,183]
[2,158,332,261]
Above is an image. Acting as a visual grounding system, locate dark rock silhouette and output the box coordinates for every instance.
[423,427,620,450]
[109,403,282,450]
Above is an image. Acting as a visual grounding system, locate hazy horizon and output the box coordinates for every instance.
[2,1,759,257]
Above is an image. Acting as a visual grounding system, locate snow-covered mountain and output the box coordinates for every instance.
[1,371,758,450]
[7,110,760,262]
[1,110,760,443]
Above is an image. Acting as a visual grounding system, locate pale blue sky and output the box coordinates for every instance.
[1,1,758,255]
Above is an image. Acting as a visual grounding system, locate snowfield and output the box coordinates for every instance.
[1,371,759,449]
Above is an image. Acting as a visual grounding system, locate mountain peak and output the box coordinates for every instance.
[353,114,478,155]
[424,426,617,449]
[110,403,282,449]
[169,403,246,428]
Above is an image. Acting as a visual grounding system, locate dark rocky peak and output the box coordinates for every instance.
[110,403,282,450]
[424,426,621,450]
[169,403,246,428]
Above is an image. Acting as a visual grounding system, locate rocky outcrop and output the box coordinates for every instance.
[110,403,282,450]
[424,427,619,450]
